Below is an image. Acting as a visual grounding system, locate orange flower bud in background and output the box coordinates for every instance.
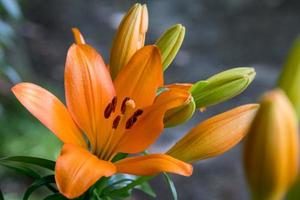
[243,89,299,200]
[167,104,258,163]
[110,3,148,79]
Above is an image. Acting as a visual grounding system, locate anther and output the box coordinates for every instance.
[111,96,117,112]
[104,103,113,119]
[112,115,121,129]
[134,109,143,117]
[121,97,130,114]
[126,116,138,129]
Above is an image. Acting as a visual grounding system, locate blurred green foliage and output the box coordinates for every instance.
[0,0,60,199]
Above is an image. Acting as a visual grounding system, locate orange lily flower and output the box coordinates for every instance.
[12,32,192,198]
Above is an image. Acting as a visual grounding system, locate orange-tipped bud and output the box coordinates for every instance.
[163,94,195,127]
[110,3,148,79]
[167,104,258,163]
[243,89,299,200]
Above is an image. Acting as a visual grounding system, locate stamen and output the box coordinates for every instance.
[125,99,136,110]
[126,116,138,129]
[121,97,130,114]
[111,96,117,112]
[112,115,121,129]
[104,103,113,119]
[134,109,143,117]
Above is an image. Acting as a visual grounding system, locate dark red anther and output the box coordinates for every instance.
[104,103,113,119]
[126,116,137,129]
[134,109,143,117]
[112,115,121,129]
[121,97,130,114]
[111,96,117,112]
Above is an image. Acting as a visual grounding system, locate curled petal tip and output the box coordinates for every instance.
[71,28,86,44]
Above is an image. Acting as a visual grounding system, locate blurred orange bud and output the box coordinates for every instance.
[167,104,258,163]
[243,89,299,200]
[110,3,148,79]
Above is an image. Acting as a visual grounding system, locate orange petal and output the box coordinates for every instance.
[164,83,193,91]
[71,28,86,44]
[115,154,192,176]
[65,44,115,152]
[116,88,190,154]
[55,144,116,199]
[114,45,163,109]
[12,83,86,148]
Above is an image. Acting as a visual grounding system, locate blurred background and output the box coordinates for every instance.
[1,0,300,199]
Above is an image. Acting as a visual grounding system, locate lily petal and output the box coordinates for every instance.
[65,44,115,151]
[116,88,190,154]
[72,28,86,44]
[164,83,193,91]
[12,83,86,147]
[55,144,116,199]
[115,154,193,176]
[114,45,163,109]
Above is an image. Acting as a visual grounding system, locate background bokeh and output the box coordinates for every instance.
[1,0,300,199]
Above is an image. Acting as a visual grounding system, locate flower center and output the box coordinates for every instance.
[99,96,143,160]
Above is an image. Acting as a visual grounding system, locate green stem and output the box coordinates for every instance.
[104,176,153,196]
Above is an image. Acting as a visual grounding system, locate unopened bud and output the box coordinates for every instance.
[110,3,148,79]
[278,36,300,120]
[164,95,195,127]
[155,24,185,71]
[190,67,255,109]
[243,89,299,200]
[167,104,258,163]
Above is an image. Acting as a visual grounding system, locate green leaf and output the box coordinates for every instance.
[135,181,156,198]
[111,153,128,163]
[0,187,4,200]
[0,160,41,179]
[163,173,177,200]
[0,156,55,170]
[43,193,68,200]
[23,175,57,200]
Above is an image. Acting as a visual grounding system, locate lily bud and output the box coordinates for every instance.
[167,104,258,163]
[164,95,195,128]
[155,24,185,71]
[110,3,148,79]
[243,89,299,200]
[278,36,300,119]
[190,67,255,109]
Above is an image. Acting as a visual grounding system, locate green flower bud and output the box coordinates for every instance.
[190,67,255,109]
[155,24,185,71]
[164,95,195,128]
[278,36,300,119]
